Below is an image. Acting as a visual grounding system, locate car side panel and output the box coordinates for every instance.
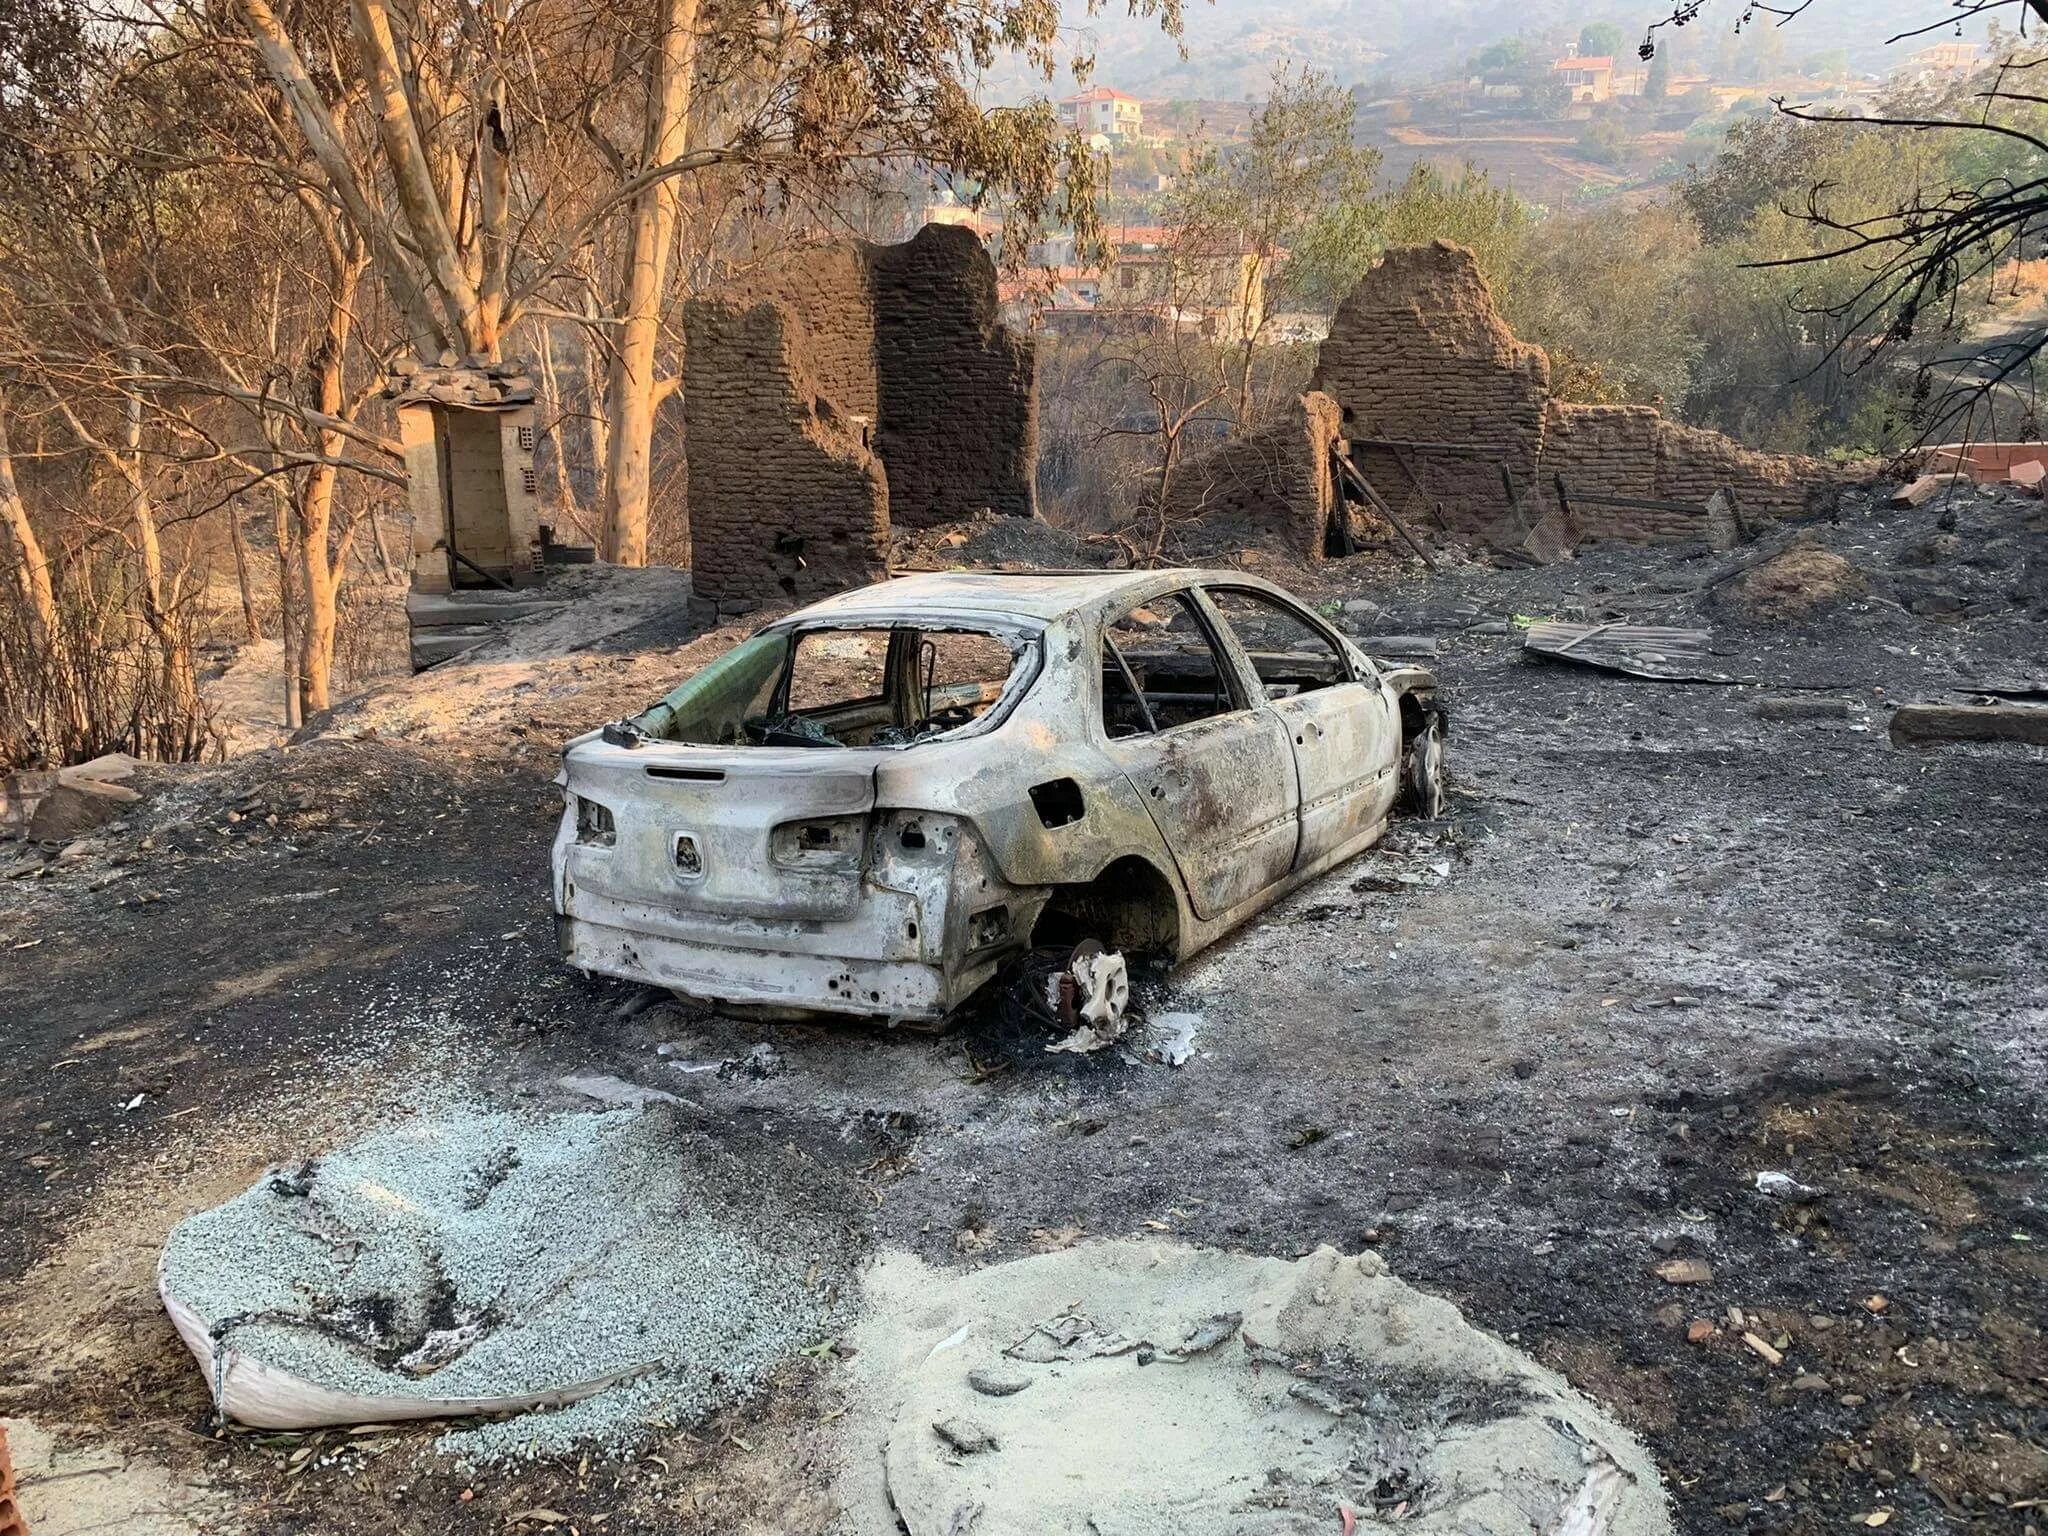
[1267,683,1399,869]
[1103,707,1301,921]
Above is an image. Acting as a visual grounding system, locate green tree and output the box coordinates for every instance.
[1682,120,1955,452]
[1579,21,1624,58]
[1177,66,1380,429]
[1471,39,1532,78]
[1678,114,1839,243]
[1509,203,1702,406]
[1373,164,1531,307]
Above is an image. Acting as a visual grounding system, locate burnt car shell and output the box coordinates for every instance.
[551,571,1441,1026]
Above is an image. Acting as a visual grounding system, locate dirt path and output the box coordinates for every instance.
[1,495,2043,1533]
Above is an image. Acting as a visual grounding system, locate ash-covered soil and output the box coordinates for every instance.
[1,482,2042,1534]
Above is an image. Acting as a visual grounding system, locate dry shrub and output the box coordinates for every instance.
[0,552,216,773]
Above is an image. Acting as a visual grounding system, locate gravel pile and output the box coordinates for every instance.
[159,1103,850,1463]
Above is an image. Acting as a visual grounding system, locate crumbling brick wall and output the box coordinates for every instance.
[733,245,880,422]
[1161,393,1343,560]
[685,224,1037,608]
[870,224,1038,529]
[1311,241,1551,542]
[681,297,891,606]
[1647,415,1830,524]
[1313,241,1844,545]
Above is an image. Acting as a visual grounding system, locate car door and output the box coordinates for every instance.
[1200,584,1398,870]
[1098,592,1301,921]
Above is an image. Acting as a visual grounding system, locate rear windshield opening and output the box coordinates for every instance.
[626,625,1034,748]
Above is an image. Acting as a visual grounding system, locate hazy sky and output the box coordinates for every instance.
[978,0,2019,104]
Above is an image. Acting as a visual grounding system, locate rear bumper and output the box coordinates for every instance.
[556,913,957,1023]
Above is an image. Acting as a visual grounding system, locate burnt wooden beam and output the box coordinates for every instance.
[1890,703,2048,747]
[1332,449,1440,572]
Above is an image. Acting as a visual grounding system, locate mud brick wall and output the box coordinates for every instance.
[870,224,1038,529]
[733,245,879,422]
[0,1423,21,1536]
[1540,403,1691,540]
[1647,416,1837,524]
[682,297,891,608]
[1312,241,1550,540]
[1540,402,1836,539]
[1312,242,1842,544]
[1163,392,1342,560]
[685,224,1038,606]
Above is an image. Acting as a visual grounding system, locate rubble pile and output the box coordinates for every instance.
[838,1241,1672,1536]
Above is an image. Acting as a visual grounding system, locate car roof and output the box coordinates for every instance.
[778,569,1270,626]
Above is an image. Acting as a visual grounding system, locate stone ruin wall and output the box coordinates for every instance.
[681,298,892,607]
[686,224,1036,607]
[870,227,1038,530]
[1311,241,1845,548]
[1311,242,1552,544]
[1160,393,1343,561]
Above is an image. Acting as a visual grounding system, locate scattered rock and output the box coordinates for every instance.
[1756,697,1852,721]
[1741,1332,1784,1366]
[932,1417,998,1456]
[966,1369,1031,1399]
[1890,702,2048,748]
[1655,1257,1713,1285]
[25,783,124,841]
[1686,1319,1716,1345]
[1358,634,1441,659]
[1753,1170,1822,1198]
[719,1042,787,1080]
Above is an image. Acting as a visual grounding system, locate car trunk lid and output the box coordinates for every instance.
[563,740,878,922]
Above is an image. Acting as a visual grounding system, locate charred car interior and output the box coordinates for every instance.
[553,571,1444,1035]
[613,624,1036,751]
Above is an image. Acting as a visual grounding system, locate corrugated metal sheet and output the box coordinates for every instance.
[1521,621,1735,683]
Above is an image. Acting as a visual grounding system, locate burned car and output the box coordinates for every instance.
[552,571,1444,1030]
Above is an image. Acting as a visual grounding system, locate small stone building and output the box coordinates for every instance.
[684,224,1037,610]
[391,360,544,593]
[389,360,584,669]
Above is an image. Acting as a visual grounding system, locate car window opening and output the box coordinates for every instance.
[1102,595,1239,736]
[1205,586,1350,699]
[625,625,1031,749]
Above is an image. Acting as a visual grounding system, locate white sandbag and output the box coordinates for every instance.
[157,1264,648,1431]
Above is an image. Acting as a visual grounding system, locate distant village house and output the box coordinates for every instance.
[1060,86,1145,143]
[1552,50,1614,104]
